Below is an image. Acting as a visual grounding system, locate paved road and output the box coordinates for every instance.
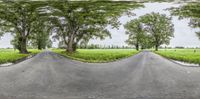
[0,51,200,99]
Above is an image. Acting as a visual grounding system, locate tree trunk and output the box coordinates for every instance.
[37,40,42,50]
[72,43,77,51]
[135,44,139,51]
[66,34,76,53]
[38,45,42,50]
[67,41,74,53]
[18,37,28,54]
[67,43,77,53]
[155,44,159,51]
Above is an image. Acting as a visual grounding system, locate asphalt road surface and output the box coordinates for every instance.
[0,51,200,99]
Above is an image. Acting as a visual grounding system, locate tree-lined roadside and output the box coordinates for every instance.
[0,1,200,64]
[0,1,142,53]
[49,1,142,53]
[151,2,200,64]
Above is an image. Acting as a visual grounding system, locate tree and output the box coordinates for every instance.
[29,18,52,50]
[48,1,142,53]
[124,19,145,51]
[0,1,46,53]
[170,3,200,40]
[140,34,154,49]
[140,12,174,51]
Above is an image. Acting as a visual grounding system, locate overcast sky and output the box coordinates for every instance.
[0,2,200,48]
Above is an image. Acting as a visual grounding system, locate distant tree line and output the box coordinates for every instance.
[58,41,134,49]
[77,44,133,49]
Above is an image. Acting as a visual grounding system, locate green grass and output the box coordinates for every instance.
[0,49,42,64]
[53,49,139,63]
[155,49,200,64]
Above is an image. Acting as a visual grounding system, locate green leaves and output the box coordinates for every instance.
[0,1,142,52]
[0,1,48,53]
[140,12,174,46]
[170,3,200,40]
[124,18,145,50]
[47,1,142,52]
[170,3,200,19]
[125,12,174,51]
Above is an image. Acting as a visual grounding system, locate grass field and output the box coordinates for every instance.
[53,49,139,63]
[0,49,41,64]
[155,49,200,65]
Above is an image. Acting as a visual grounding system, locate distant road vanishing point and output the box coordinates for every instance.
[0,51,200,99]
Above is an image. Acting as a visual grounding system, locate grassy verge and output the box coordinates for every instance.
[53,49,139,63]
[0,49,42,64]
[155,49,200,64]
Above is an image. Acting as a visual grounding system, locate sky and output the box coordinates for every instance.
[0,2,200,48]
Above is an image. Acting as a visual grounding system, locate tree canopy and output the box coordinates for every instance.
[0,1,142,53]
[170,3,200,18]
[47,1,142,52]
[170,3,200,40]
[124,13,174,51]
[124,19,146,50]
[140,12,174,51]
[0,1,47,53]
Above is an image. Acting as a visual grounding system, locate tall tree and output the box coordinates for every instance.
[170,3,200,40]
[0,1,46,53]
[140,12,174,51]
[124,19,145,51]
[29,18,52,50]
[48,1,142,53]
